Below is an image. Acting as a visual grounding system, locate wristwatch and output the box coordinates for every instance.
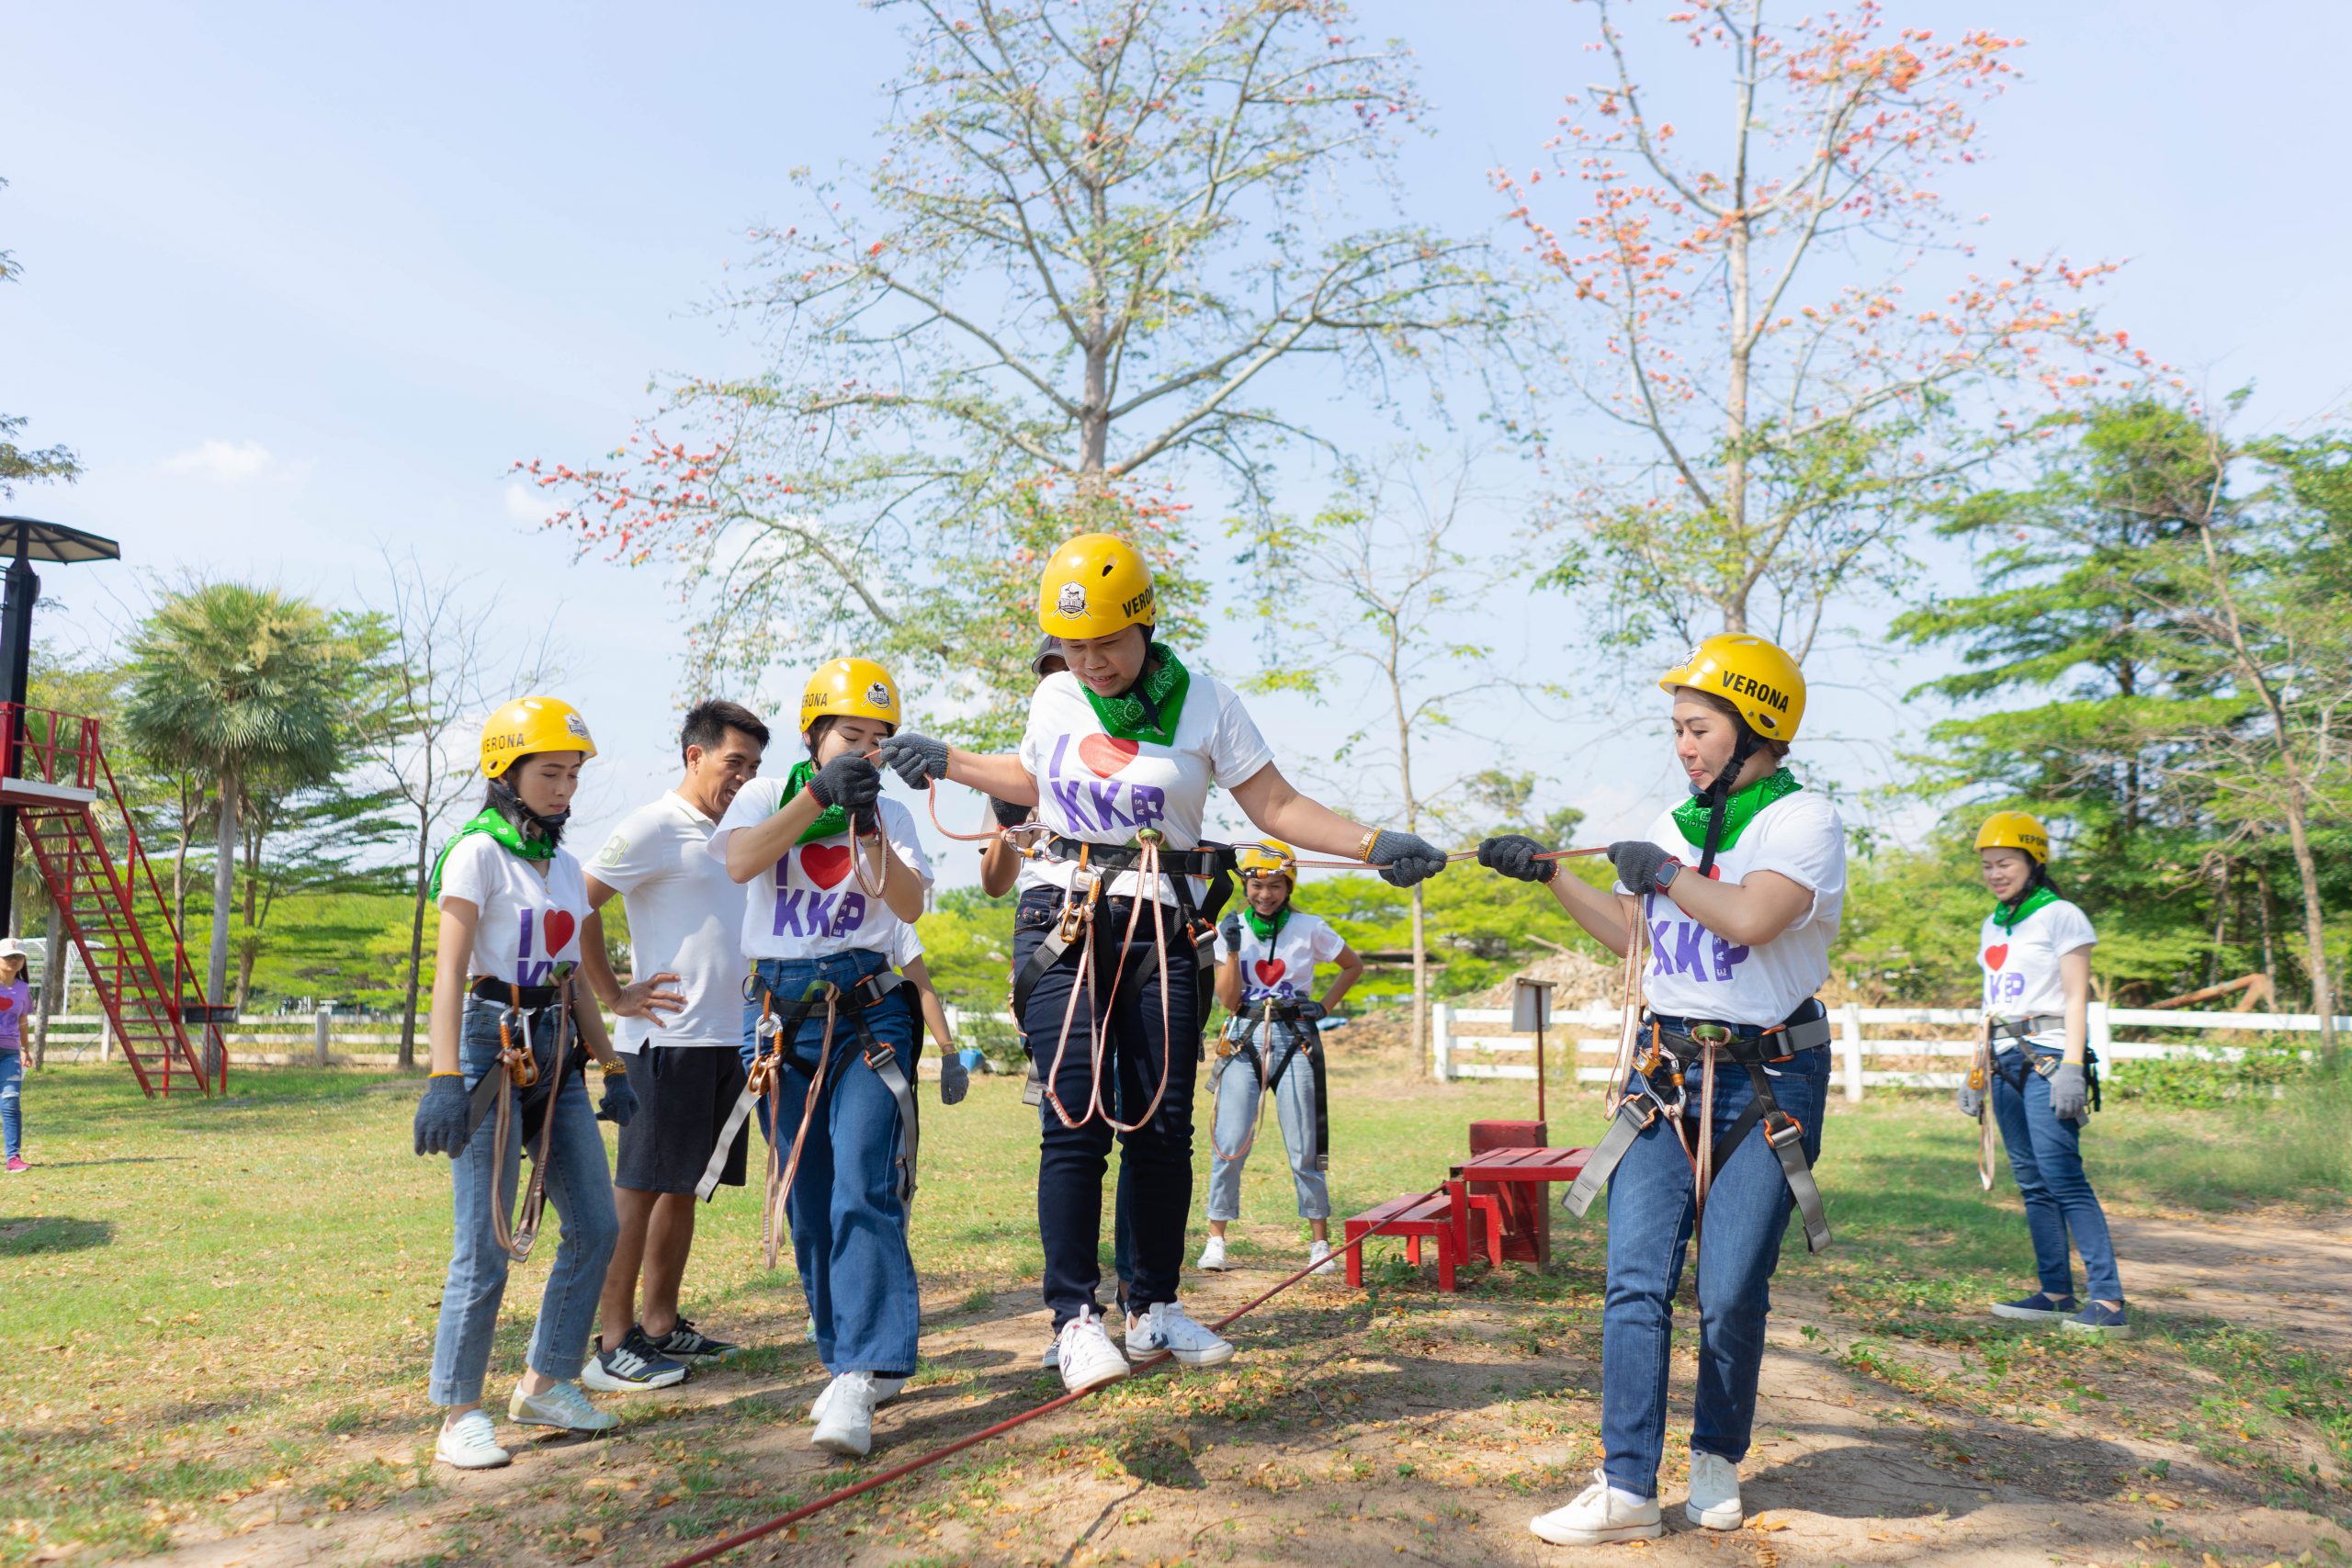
[1651,856,1685,894]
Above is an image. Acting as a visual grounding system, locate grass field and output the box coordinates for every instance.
[2,1046,2347,1565]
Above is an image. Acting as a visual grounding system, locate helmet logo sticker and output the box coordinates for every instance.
[865,681,891,710]
[564,712,591,739]
[1057,581,1088,617]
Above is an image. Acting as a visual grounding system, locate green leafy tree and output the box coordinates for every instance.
[1,175,81,497]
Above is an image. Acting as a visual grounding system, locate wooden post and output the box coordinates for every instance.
[1431,1002,1453,1081]
[1838,1002,1864,1104]
[2088,1001,2113,1079]
[314,1006,332,1066]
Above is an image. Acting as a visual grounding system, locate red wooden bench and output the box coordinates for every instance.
[1342,1192,1464,1291]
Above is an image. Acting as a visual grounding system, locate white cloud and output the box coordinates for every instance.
[504,482,548,525]
[164,439,276,481]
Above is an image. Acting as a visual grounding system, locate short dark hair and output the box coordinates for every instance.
[681,700,770,763]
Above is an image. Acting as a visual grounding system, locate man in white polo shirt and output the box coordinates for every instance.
[579,700,770,1391]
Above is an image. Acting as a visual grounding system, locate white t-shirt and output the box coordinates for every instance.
[1216,908,1347,1004]
[436,833,590,990]
[588,791,747,1054]
[1016,669,1273,903]
[707,783,933,961]
[1623,789,1847,1026]
[1979,897,2097,1050]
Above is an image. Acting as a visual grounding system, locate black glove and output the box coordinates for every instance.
[1477,834,1556,884]
[1608,840,1682,895]
[938,1051,969,1106]
[1366,829,1447,887]
[597,1073,639,1127]
[876,731,951,788]
[989,795,1031,829]
[413,1075,472,1156]
[808,751,882,812]
[1296,999,1329,1023]
[1956,1084,1984,1118]
[2047,1062,2088,1122]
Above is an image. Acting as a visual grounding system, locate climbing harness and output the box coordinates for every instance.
[1209,997,1328,1169]
[1988,1022,2101,1113]
[698,969,922,1267]
[458,977,581,1263]
[657,1182,1452,1568]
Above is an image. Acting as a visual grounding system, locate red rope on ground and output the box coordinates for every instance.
[659,1185,1450,1568]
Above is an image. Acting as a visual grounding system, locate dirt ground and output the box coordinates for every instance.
[121,1200,2351,1568]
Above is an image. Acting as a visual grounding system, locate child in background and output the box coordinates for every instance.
[1,939,34,1172]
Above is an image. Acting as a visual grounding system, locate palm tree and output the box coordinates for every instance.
[120,583,345,1066]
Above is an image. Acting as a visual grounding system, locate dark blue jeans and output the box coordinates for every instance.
[1600,1044,1830,1499]
[1991,1050,2122,1303]
[741,950,921,1379]
[1014,888,1200,1329]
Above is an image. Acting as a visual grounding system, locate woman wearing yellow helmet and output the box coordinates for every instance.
[1477,634,1844,1545]
[1199,841,1363,1277]
[708,658,938,1459]
[1968,812,2126,1337]
[413,696,635,1472]
[876,532,1446,1394]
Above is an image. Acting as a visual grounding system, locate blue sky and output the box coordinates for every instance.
[6,0,2347,878]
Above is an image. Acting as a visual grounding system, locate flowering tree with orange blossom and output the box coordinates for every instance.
[524,0,1521,742]
[1495,0,2155,661]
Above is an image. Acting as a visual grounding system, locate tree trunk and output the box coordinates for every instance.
[207,769,239,1076]
[2253,862,2278,997]
[171,774,194,939]
[2278,789,2337,1055]
[401,810,430,1069]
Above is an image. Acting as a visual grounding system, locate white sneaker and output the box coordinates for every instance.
[1197,1235,1228,1271]
[507,1379,618,1434]
[810,1372,907,1420]
[1056,1308,1130,1393]
[1308,1238,1338,1275]
[1125,1300,1235,1367]
[810,1371,877,1458]
[1686,1450,1742,1529]
[1529,1470,1662,1546]
[433,1409,511,1471]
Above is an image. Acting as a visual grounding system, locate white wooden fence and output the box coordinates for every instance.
[1430,1000,2346,1103]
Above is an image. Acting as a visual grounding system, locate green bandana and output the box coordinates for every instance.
[1992,884,2059,932]
[1671,768,1803,855]
[783,761,849,845]
[1082,647,1191,747]
[427,807,552,899]
[1241,902,1290,942]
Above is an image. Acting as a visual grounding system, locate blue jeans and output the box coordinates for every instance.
[1991,1051,2122,1303]
[1600,1044,1830,1498]
[1205,1022,1329,1222]
[742,951,921,1379]
[427,1000,619,1406]
[1013,887,1201,1329]
[0,1048,21,1158]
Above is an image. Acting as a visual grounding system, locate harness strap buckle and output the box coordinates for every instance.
[1763,1111,1805,1149]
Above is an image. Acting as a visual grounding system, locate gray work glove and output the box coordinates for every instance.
[413,1075,472,1156]
[596,1074,639,1127]
[2047,1061,2089,1122]
[1477,834,1556,884]
[938,1051,969,1106]
[1956,1084,1984,1118]
[1296,999,1328,1023]
[876,731,951,788]
[808,751,882,812]
[1366,829,1447,887]
[1608,840,1682,895]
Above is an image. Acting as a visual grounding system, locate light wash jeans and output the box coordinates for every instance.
[0,1047,21,1158]
[427,1000,618,1406]
[1599,1043,1830,1498]
[743,950,921,1380]
[1204,1021,1328,1222]
[1991,1050,2123,1303]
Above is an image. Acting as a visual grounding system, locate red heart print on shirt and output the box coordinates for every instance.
[543,909,577,954]
[1983,944,2008,971]
[1078,734,1141,778]
[1253,958,1286,987]
[801,842,853,889]
[0,996,15,1013]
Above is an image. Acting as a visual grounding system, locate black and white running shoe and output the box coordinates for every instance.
[648,1317,739,1361]
[582,1326,689,1392]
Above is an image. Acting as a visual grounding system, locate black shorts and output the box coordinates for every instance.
[614,1046,750,1195]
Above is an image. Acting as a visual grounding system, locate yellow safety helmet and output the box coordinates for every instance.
[1975,810,2050,863]
[480,696,597,779]
[1658,633,1806,743]
[1036,533,1155,640]
[799,658,901,735]
[1237,840,1297,881]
